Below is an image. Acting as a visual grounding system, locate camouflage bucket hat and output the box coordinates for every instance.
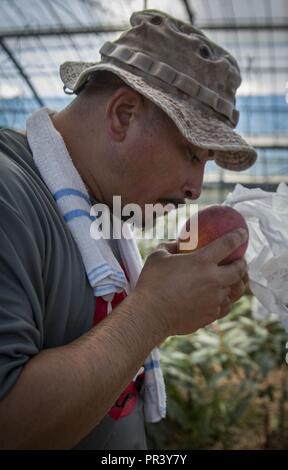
[60,9,257,171]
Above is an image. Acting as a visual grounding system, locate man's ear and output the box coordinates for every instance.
[106,87,144,141]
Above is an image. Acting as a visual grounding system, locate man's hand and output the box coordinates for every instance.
[134,228,248,337]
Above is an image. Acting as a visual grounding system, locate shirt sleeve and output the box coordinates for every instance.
[0,200,44,400]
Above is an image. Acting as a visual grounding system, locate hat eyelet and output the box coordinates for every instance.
[150,15,163,25]
[199,45,211,59]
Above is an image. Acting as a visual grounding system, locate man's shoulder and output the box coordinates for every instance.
[0,128,34,200]
[0,127,28,151]
[0,126,45,188]
[0,127,33,169]
[0,127,35,175]
[0,127,26,139]
[0,127,54,228]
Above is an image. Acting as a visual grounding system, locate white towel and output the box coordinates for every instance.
[26,107,166,422]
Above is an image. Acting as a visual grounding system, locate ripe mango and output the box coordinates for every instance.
[177,205,249,265]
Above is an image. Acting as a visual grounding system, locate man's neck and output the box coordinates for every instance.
[50,109,105,203]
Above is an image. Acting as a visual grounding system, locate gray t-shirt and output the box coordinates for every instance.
[0,128,147,449]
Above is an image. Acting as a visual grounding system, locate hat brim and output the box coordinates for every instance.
[60,61,257,171]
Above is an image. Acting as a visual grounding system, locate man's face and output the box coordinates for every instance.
[111,102,212,219]
[84,88,213,227]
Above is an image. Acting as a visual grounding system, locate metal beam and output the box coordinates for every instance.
[182,0,194,24]
[0,21,287,39]
[198,22,288,31]
[0,38,44,106]
[0,25,129,39]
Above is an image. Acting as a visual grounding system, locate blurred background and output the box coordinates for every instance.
[1,0,287,449]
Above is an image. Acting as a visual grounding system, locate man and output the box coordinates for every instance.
[0,10,256,449]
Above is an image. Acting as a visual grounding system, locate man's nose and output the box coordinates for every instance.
[184,188,201,200]
[183,168,205,200]
[183,178,203,200]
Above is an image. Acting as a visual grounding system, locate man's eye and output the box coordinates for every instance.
[188,153,201,164]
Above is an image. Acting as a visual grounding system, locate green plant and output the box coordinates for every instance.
[146,296,288,449]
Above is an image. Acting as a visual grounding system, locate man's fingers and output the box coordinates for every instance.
[229,280,246,302]
[218,258,247,287]
[201,228,248,265]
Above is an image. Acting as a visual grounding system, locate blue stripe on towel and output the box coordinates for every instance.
[87,263,108,277]
[54,188,91,204]
[89,268,112,283]
[64,209,96,223]
[144,360,160,371]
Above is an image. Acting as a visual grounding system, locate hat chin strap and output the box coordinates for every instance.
[100,41,239,128]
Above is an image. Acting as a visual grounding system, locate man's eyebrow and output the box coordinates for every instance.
[179,137,215,161]
[187,143,214,161]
